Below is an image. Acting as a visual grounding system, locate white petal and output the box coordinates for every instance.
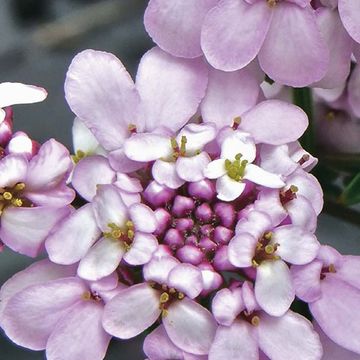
[123,232,158,266]
[176,152,210,182]
[244,164,285,188]
[204,159,226,179]
[221,132,256,162]
[152,160,185,189]
[216,176,246,201]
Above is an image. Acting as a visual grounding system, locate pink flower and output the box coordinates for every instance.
[0,259,123,360]
[102,253,217,355]
[209,281,323,359]
[0,139,75,256]
[291,245,360,355]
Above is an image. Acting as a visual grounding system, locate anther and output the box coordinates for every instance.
[328,264,336,273]
[251,316,260,326]
[232,116,241,130]
[264,232,272,240]
[11,198,23,207]
[177,292,185,300]
[160,292,169,304]
[2,192,12,200]
[14,182,26,191]
[265,244,275,254]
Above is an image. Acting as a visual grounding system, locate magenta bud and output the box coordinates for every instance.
[175,218,194,232]
[195,203,213,222]
[172,195,194,217]
[154,208,171,236]
[188,179,215,201]
[144,181,175,207]
[213,245,237,271]
[164,229,184,250]
[176,245,204,265]
[200,224,214,237]
[185,235,198,246]
[198,237,217,252]
[214,202,236,227]
[214,226,234,245]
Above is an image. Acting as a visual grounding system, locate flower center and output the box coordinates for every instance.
[0,182,28,214]
[171,136,187,159]
[267,0,278,7]
[252,231,280,267]
[150,283,185,317]
[320,263,336,280]
[225,153,248,182]
[103,221,135,251]
[82,290,103,302]
[240,310,261,326]
[280,185,298,205]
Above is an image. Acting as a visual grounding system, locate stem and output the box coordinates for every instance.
[292,87,315,154]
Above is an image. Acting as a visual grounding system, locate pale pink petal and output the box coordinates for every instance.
[1,278,86,350]
[176,152,211,182]
[272,225,319,265]
[152,160,185,189]
[136,47,208,132]
[72,155,115,201]
[46,204,101,264]
[0,82,47,108]
[244,164,285,188]
[291,261,323,303]
[129,203,157,233]
[118,190,141,207]
[1,206,71,257]
[201,0,272,71]
[143,324,184,360]
[348,64,360,118]
[144,0,218,58]
[92,184,128,231]
[310,277,360,354]
[25,139,73,191]
[209,321,258,360]
[167,264,203,299]
[255,260,295,316]
[46,300,110,360]
[235,210,273,239]
[216,175,246,201]
[203,159,226,179]
[108,148,145,173]
[164,298,217,355]
[211,288,244,326]
[143,255,180,283]
[314,8,352,89]
[221,132,256,162]
[114,173,142,193]
[124,133,171,162]
[65,50,142,151]
[241,100,308,145]
[77,236,125,281]
[201,67,261,129]
[339,0,360,43]
[0,154,27,188]
[336,256,360,290]
[242,281,259,313]
[0,260,76,319]
[123,232,158,265]
[258,311,323,360]
[25,184,75,207]
[228,234,257,268]
[102,283,161,339]
[259,3,329,86]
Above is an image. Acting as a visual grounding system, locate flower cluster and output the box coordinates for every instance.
[0,0,360,359]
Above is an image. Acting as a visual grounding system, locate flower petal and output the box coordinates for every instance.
[201,0,272,71]
[176,152,211,182]
[216,176,246,202]
[164,298,217,355]
[204,159,226,179]
[102,283,161,339]
[336,256,360,290]
[108,148,145,173]
[221,132,256,162]
[258,3,329,86]
[152,160,185,189]
[136,47,208,132]
[244,164,285,188]
[255,260,295,316]
[258,311,323,360]
[143,255,180,284]
[129,203,157,233]
[0,154,27,188]
[240,100,308,145]
[348,63,360,118]
[46,300,111,360]
[228,234,257,268]
[123,232,158,266]
[65,49,141,151]
[338,0,360,43]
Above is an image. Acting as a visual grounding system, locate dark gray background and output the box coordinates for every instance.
[0,1,359,359]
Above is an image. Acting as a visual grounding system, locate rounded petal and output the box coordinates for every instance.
[46,301,111,360]
[310,277,360,354]
[136,47,208,132]
[1,206,71,257]
[0,154,27,188]
[221,132,256,162]
[1,278,87,350]
[65,49,141,151]
[201,67,261,129]
[241,100,308,145]
[123,232,158,266]
[258,311,323,360]
[77,237,125,281]
[201,0,272,71]
[258,3,329,87]
[255,260,295,316]
[204,159,226,179]
[114,173,142,193]
[72,156,115,201]
[244,164,285,188]
[129,203,157,233]
[336,256,360,290]
[46,204,101,264]
[164,298,217,355]
[235,209,273,239]
[0,82,47,108]
[144,0,218,58]
[102,283,161,339]
[338,0,360,43]
[108,147,145,173]
[216,176,246,201]
[168,264,203,299]
[72,117,103,155]
[143,255,180,283]
[152,160,185,189]
[228,234,257,268]
[209,321,258,360]
[348,64,360,118]
[176,152,211,182]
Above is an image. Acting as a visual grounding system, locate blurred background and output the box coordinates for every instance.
[0,0,359,359]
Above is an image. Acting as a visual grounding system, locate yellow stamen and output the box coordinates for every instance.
[160,292,169,304]
[14,182,26,191]
[82,291,92,300]
[177,292,185,300]
[290,185,298,193]
[329,264,336,273]
[2,192,12,200]
[162,309,169,317]
[252,259,259,267]
[11,198,23,207]
[251,316,260,326]
[264,231,273,240]
[265,244,275,254]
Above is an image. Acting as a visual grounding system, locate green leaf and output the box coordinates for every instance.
[339,172,360,206]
